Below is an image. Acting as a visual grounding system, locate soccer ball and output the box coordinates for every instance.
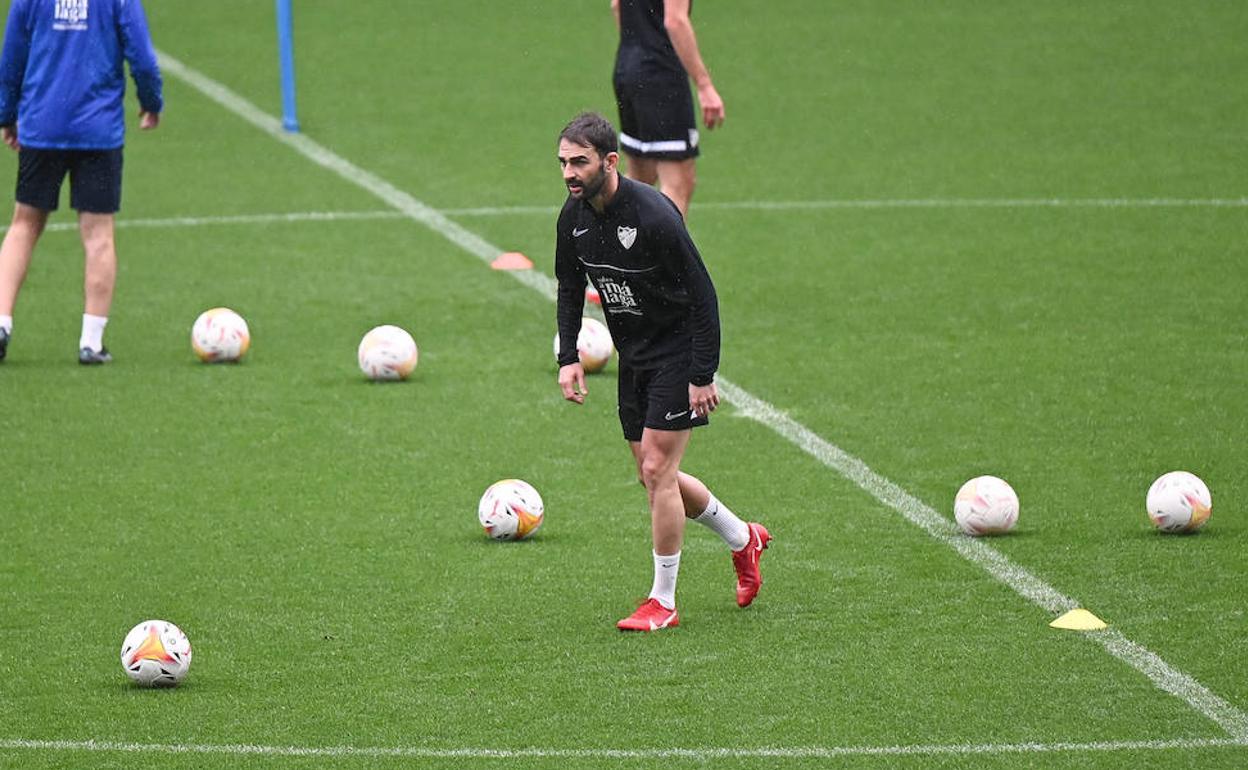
[191,307,250,362]
[478,479,545,541]
[1146,471,1212,533]
[954,475,1019,536]
[120,619,192,687]
[553,317,614,374]
[358,325,419,381]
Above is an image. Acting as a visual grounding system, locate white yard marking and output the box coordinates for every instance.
[2,736,1245,760]
[10,193,1242,235]
[441,197,1248,216]
[21,49,1227,756]
[697,197,1248,210]
[10,210,405,234]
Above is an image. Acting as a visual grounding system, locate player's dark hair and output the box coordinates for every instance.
[559,112,618,157]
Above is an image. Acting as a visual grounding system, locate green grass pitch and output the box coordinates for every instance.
[1,1,1245,768]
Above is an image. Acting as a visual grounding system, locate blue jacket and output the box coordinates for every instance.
[0,0,162,149]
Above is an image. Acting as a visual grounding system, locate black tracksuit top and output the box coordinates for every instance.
[555,176,720,386]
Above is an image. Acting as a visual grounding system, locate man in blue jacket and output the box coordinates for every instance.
[0,0,162,364]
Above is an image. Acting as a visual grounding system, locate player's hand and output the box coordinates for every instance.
[689,382,719,417]
[698,84,725,129]
[139,111,160,130]
[1,125,18,151]
[559,362,587,405]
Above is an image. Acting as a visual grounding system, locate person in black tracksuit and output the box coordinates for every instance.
[554,112,768,632]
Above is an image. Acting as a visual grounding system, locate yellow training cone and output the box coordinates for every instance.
[1050,609,1107,631]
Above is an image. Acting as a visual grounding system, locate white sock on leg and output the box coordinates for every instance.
[648,550,681,610]
[692,492,750,551]
[0,314,11,335]
[80,313,107,351]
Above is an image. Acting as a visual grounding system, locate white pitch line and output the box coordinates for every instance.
[12,210,405,234]
[440,197,1248,216]
[2,737,1245,760]
[156,50,1248,742]
[10,192,1244,235]
[700,197,1248,210]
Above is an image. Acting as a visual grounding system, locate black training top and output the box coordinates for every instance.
[555,176,720,385]
[614,0,687,81]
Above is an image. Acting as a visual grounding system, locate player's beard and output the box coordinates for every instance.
[569,161,609,200]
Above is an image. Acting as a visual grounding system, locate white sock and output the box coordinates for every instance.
[0,314,11,334]
[80,313,108,351]
[648,550,681,610]
[692,492,750,551]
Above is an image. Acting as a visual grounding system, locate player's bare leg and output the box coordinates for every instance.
[618,429,691,631]
[77,211,117,362]
[637,428,691,555]
[79,212,117,318]
[622,152,658,185]
[622,154,695,218]
[0,203,48,316]
[0,204,49,360]
[654,159,695,218]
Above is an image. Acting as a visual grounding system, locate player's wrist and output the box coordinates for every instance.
[690,373,714,387]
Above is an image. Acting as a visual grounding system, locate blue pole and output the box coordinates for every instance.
[276,0,300,132]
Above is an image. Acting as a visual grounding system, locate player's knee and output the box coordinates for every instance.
[639,454,675,491]
[10,205,48,237]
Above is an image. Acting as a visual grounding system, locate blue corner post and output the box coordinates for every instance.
[276,0,300,132]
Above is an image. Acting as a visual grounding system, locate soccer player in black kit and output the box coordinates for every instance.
[554,112,768,632]
[611,0,725,218]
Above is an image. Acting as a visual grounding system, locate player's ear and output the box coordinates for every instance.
[605,151,619,173]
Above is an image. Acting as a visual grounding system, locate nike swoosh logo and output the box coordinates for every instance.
[664,410,689,421]
[572,227,590,237]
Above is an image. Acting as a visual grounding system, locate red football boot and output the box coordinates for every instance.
[617,598,680,631]
[732,522,771,607]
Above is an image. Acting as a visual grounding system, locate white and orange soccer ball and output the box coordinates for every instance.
[1146,471,1212,533]
[954,475,1019,536]
[191,307,250,362]
[478,479,545,541]
[553,316,614,374]
[358,325,418,381]
[120,619,192,687]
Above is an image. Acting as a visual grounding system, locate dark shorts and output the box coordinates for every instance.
[613,73,700,161]
[617,358,709,442]
[16,147,124,213]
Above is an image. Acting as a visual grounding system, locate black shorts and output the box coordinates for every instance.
[617,359,709,442]
[16,147,124,213]
[613,73,700,161]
